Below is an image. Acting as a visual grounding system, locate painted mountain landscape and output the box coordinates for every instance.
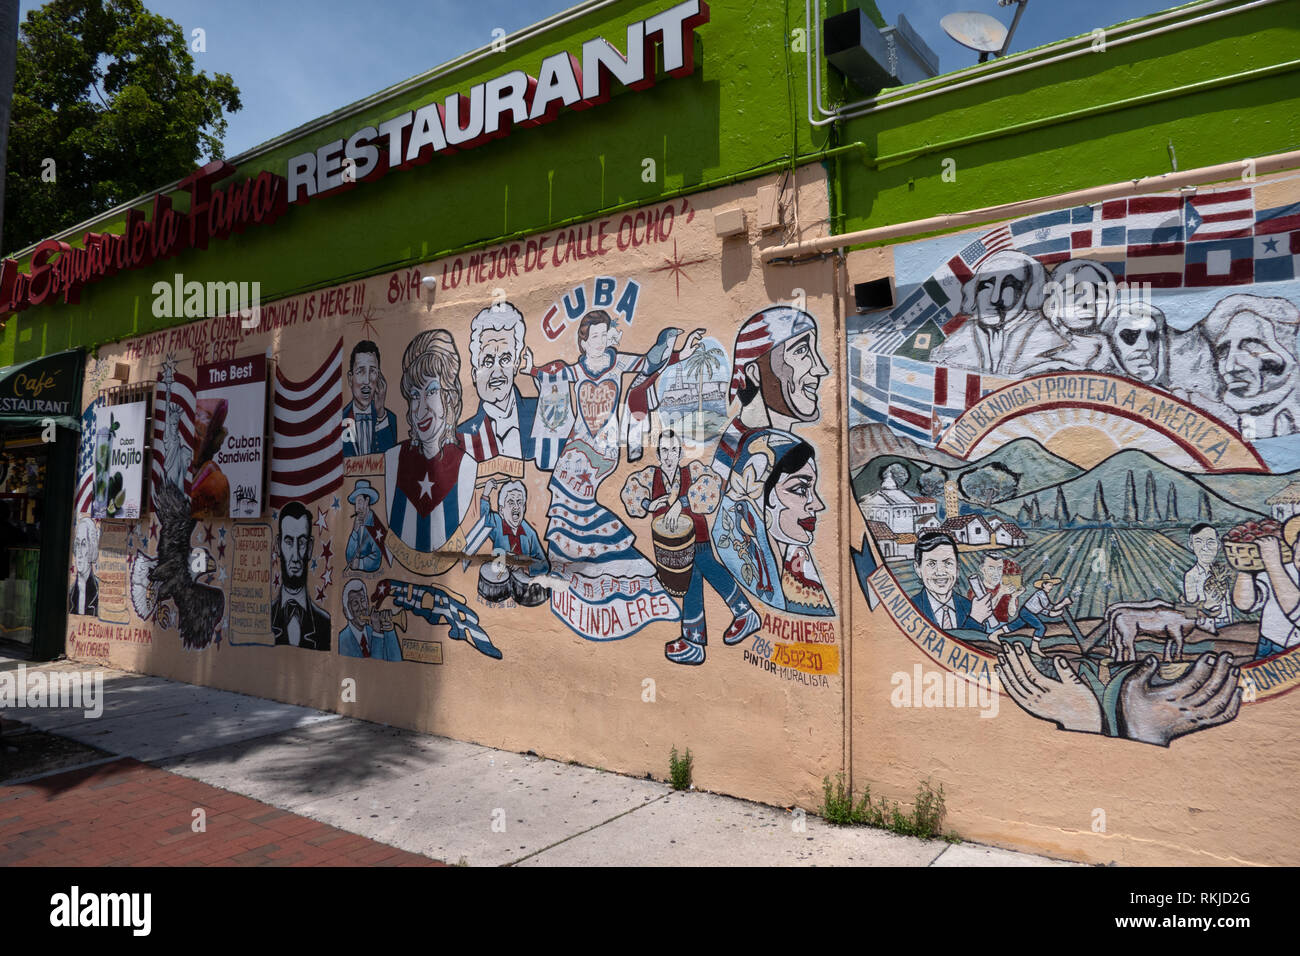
[855,424,1298,621]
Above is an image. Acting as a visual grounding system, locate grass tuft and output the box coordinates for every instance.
[668,746,694,791]
[818,774,954,841]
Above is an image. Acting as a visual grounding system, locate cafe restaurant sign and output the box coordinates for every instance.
[0,349,85,424]
[0,0,709,319]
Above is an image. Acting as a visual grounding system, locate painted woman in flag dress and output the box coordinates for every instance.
[712,427,834,617]
[384,329,477,554]
[532,309,704,640]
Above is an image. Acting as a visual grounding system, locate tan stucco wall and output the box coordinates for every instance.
[65,167,848,811]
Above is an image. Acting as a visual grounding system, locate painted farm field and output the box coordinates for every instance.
[883,527,1252,623]
[1011,529,1196,620]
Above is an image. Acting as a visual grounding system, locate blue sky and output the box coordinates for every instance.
[876,0,1189,74]
[18,0,1187,158]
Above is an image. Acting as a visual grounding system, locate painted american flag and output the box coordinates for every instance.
[151,366,197,494]
[73,397,103,514]
[270,338,343,509]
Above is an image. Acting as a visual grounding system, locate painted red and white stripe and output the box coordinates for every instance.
[151,371,197,493]
[270,338,343,509]
[1186,188,1255,241]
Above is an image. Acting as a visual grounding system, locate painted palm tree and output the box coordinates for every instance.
[676,342,726,438]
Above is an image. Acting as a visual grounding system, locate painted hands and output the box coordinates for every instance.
[375,373,387,419]
[997,643,1102,734]
[970,591,994,625]
[681,328,705,359]
[1118,652,1242,747]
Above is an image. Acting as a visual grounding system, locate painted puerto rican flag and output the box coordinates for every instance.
[270,338,343,509]
[1184,187,1255,241]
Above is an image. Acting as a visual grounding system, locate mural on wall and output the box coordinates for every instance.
[850,175,1300,745]
[64,186,842,692]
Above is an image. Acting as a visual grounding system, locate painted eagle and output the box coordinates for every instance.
[148,480,224,649]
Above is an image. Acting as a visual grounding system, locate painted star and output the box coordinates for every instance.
[217,565,228,583]
[203,524,215,546]
[332,495,341,511]
[150,520,159,541]
[315,584,327,602]
[650,239,710,297]
[218,541,227,560]
[418,475,434,499]
[321,565,333,588]
[321,540,333,562]
[316,507,329,532]
[1263,236,1280,253]
[311,558,319,571]
[219,527,227,541]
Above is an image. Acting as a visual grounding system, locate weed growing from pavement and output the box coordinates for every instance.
[819,774,958,842]
[668,746,693,791]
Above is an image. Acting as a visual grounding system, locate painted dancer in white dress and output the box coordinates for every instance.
[530,309,704,640]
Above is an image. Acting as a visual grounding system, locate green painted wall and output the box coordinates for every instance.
[4,0,1298,365]
[833,0,1300,243]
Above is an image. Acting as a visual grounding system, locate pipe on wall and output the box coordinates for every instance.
[805,0,1286,128]
[761,149,1300,262]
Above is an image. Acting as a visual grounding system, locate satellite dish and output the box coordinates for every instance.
[940,12,1008,55]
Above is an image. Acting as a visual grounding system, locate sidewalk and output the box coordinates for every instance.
[0,653,1079,867]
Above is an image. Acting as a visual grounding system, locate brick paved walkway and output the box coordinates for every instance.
[0,758,442,866]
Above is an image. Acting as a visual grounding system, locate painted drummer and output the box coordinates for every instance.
[479,478,550,607]
[621,428,761,666]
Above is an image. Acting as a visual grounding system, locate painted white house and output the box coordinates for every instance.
[992,520,1028,547]
[861,470,921,534]
[938,514,994,546]
[1266,482,1300,521]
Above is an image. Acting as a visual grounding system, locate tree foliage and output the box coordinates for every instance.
[4,0,241,253]
[958,462,1019,509]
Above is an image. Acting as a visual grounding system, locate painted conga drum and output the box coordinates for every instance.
[652,513,696,598]
[478,560,511,603]
[510,568,550,607]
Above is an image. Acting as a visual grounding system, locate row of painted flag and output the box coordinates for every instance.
[848,347,1004,446]
[866,182,1300,357]
[75,339,344,515]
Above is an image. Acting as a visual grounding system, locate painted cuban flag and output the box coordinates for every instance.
[530,370,571,471]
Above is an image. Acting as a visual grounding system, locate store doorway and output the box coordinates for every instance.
[0,349,86,661]
[0,433,49,653]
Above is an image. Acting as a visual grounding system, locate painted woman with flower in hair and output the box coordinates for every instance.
[384,329,476,553]
[712,427,833,616]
